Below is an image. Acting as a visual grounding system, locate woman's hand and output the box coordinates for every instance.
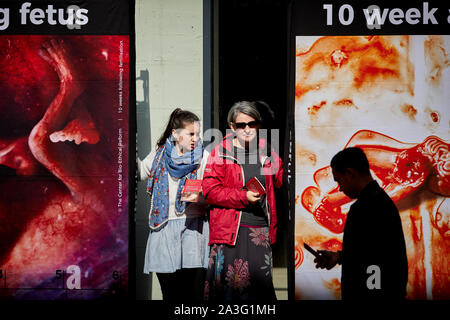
[247,190,261,204]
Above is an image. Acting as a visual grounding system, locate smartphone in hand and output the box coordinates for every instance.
[303,243,320,258]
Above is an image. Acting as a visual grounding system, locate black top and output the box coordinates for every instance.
[341,180,408,299]
[233,146,268,227]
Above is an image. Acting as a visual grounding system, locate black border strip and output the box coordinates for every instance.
[286,0,296,301]
[127,0,136,301]
[292,0,450,36]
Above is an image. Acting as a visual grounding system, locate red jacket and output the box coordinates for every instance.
[202,134,283,246]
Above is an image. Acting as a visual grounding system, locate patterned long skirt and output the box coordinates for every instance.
[204,226,276,301]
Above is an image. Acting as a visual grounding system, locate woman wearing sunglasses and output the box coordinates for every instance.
[138,108,210,301]
[202,101,283,301]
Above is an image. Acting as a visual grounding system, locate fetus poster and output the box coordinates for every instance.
[0,1,131,299]
[292,0,449,299]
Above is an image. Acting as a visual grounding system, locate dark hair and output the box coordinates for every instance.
[254,100,275,129]
[157,108,200,148]
[330,147,371,175]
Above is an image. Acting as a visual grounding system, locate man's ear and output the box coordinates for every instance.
[346,167,358,178]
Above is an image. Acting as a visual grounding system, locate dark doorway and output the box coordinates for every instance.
[216,0,289,269]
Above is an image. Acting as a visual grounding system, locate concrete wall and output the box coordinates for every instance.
[134,0,204,299]
[136,0,204,151]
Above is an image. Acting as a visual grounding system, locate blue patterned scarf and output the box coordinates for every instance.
[146,136,203,230]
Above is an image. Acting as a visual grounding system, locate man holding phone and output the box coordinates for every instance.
[313,147,408,300]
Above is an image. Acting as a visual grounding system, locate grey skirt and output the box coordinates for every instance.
[143,216,210,273]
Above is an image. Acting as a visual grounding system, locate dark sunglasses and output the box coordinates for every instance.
[233,120,260,129]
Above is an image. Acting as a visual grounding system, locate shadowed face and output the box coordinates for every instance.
[332,167,359,199]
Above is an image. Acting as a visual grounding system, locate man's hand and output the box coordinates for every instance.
[314,250,340,270]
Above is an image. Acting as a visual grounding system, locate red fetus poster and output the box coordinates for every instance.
[0,1,131,299]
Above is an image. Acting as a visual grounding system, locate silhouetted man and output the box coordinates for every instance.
[314,147,408,300]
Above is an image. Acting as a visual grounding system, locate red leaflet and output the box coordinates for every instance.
[245,177,266,197]
[181,179,202,202]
